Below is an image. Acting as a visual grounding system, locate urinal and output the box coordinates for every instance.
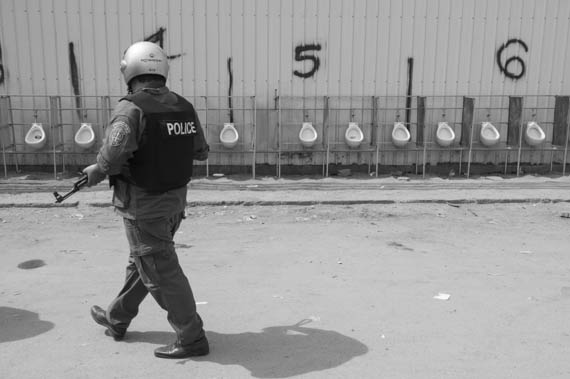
[480,122,500,147]
[525,121,546,146]
[345,122,364,148]
[25,123,47,150]
[220,122,239,149]
[391,122,410,147]
[435,122,455,147]
[299,122,317,147]
[75,123,96,149]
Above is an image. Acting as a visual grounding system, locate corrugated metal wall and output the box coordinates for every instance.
[2,0,570,99]
[0,0,569,170]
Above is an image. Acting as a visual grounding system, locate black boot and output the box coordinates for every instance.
[90,305,126,341]
[154,336,209,359]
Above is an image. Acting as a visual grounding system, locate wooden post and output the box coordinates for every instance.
[507,96,523,146]
[461,97,475,146]
[370,96,377,146]
[553,96,570,147]
[416,96,426,146]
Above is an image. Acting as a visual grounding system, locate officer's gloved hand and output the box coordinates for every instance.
[194,145,209,161]
[82,164,107,187]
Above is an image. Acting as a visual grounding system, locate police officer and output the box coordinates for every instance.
[83,41,210,359]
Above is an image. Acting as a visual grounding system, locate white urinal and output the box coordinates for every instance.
[435,122,455,147]
[25,123,47,150]
[525,121,546,146]
[480,122,500,147]
[345,122,364,148]
[391,122,410,147]
[299,122,317,147]
[75,123,96,149]
[220,122,239,149]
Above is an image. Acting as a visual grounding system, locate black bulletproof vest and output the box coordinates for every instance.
[122,91,197,192]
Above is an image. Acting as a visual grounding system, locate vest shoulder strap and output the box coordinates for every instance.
[121,91,190,112]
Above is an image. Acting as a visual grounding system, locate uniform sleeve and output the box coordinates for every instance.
[192,108,209,161]
[96,100,142,175]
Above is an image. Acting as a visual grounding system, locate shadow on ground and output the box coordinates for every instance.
[0,306,55,343]
[121,319,367,377]
[200,319,367,378]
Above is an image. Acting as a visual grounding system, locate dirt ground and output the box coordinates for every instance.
[2,178,570,378]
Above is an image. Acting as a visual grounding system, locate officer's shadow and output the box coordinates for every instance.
[127,319,368,378]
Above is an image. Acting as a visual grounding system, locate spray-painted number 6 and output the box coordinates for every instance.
[496,38,528,80]
[293,44,322,78]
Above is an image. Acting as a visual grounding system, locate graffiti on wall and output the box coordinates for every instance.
[405,57,414,129]
[145,27,166,48]
[227,57,234,122]
[496,38,528,80]
[293,43,322,79]
[60,28,182,117]
[145,27,183,60]
[68,42,82,115]
[0,30,533,92]
[0,42,4,85]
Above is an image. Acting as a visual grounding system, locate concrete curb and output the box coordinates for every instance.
[185,198,570,206]
[0,202,80,208]
[2,197,569,208]
[2,175,570,208]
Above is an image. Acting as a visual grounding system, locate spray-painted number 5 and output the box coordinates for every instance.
[293,44,322,78]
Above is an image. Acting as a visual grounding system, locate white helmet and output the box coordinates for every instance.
[120,41,169,85]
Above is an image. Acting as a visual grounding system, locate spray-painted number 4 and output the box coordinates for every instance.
[293,44,322,78]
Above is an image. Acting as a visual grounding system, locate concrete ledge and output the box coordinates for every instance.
[0,202,79,208]
[1,174,570,208]
[1,197,569,209]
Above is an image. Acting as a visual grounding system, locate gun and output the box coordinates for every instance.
[53,175,88,203]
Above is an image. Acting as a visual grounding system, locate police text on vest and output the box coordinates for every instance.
[166,121,197,136]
